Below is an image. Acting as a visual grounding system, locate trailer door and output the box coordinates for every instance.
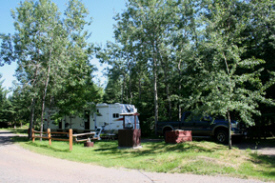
[59,119,62,129]
[84,110,90,130]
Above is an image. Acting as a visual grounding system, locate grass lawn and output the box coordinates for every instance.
[11,135,275,182]
[1,126,29,135]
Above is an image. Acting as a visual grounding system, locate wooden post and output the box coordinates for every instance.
[47,128,51,146]
[69,129,73,151]
[32,128,35,142]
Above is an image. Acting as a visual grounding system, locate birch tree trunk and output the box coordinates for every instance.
[178,59,182,121]
[29,98,35,139]
[29,62,39,139]
[153,41,158,135]
[40,64,51,141]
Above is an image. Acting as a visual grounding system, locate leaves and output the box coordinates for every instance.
[101,0,275,138]
[1,0,275,137]
[0,0,101,130]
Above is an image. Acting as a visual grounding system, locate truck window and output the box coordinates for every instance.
[184,112,191,121]
[184,112,200,122]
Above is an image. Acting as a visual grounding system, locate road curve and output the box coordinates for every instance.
[0,131,267,183]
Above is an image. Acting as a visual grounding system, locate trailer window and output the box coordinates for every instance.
[113,113,119,118]
[96,109,102,116]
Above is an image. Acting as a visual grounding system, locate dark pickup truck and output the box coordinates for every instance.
[157,112,246,143]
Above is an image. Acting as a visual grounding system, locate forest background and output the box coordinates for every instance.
[0,0,275,138]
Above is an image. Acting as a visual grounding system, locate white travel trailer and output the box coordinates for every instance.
[44,107,96,133]
[96,103,140,134]
[44,103,140,134]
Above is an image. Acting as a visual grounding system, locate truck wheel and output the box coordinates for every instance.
[215,130,228,144]
[163,128,172,140]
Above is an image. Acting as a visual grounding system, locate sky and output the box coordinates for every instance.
[0,0,127,93]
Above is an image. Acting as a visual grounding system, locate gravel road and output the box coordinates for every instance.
[0,131,271,183]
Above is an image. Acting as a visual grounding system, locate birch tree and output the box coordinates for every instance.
[0,0,97,138]
[112,0,181,134]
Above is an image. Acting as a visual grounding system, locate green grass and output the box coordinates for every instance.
[0,125,29,135]
[11,136,275,182]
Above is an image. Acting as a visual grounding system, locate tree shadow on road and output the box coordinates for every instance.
[0,136,14,146]
[0,131,19,146]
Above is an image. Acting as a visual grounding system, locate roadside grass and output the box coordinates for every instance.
[0,125,29,135]
[12,136,275,182]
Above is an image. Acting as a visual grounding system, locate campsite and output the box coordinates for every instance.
[1,0,275,182]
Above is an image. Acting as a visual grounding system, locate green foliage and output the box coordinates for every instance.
[181,0,275,126]
[0,75,12,124]
[99,0,194,133]
[1,0,275,137]
[0,77,35,128]
[100,0,275,138]
[0,0,102,132]
[8,81,32,126]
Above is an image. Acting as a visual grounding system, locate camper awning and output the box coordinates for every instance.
[119,112,140,116]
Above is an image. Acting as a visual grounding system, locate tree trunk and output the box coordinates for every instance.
[160,59,171,120]
[157,42,171,120]
[153,46,158,135]
[178,58,182,121]
[121,76,125,103]
[40,64,51,141]
[138,77,142,101]
[166,85,171,120]
[28,60,39,139]
[223,53,232,149]
[129,77,133,104]
[127,57,133,104]
[34,115,37,129]
[227,111,232,149]
[152,37,161,135]
[28,98,35,139]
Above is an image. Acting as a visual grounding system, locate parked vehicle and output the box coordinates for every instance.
[157,112,246,143]
[96,103,140,134]
[44,103,140,135]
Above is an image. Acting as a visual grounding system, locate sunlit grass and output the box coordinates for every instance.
[11,136,275,182]
[0,125,29,135]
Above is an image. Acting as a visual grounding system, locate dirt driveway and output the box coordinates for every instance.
[233,141,275,158]
[0,131,271,183]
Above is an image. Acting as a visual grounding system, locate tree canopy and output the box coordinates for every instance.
[1,0,275,144]
[98,0,275,141]
[0,0,102,137]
